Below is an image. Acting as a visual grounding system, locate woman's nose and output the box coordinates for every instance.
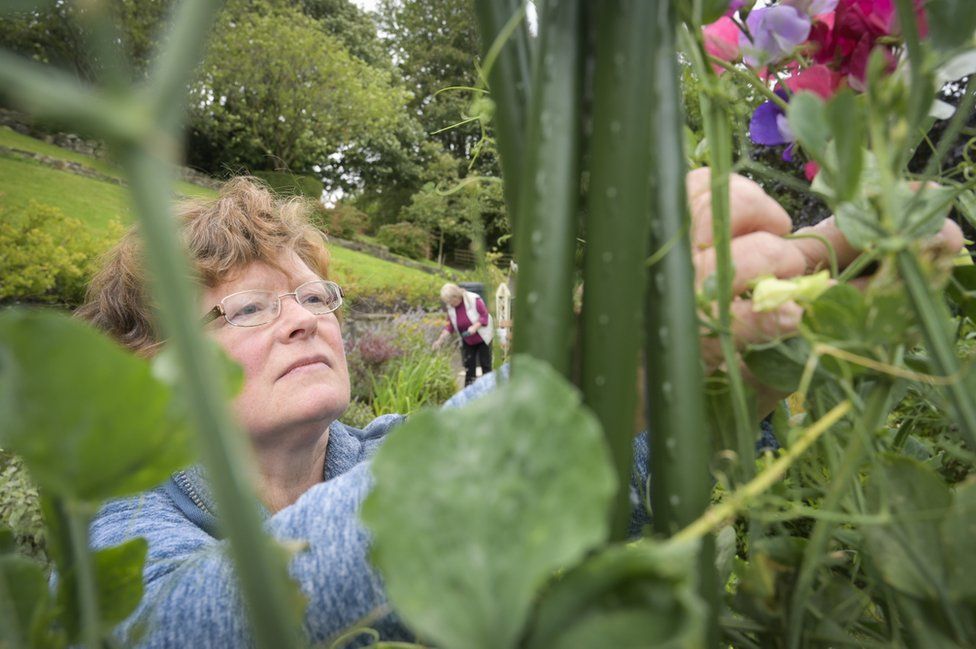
[277,295,318,338]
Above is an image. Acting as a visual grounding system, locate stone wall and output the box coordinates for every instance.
[0,107,222,190]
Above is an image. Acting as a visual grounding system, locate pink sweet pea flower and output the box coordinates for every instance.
[704,16,742,65]
[784,64,844,98]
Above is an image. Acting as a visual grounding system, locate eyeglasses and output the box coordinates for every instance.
[202,279,344,328]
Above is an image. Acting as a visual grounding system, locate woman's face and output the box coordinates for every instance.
[446,295,462,308]
[202,252,350,441]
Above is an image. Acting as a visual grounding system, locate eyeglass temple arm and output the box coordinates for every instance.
[201,305,223,325]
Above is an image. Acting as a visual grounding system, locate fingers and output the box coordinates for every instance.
[694,230,811,293]
[687,168,792,249]
[700,299,803,371]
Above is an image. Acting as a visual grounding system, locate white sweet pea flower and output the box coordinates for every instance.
[752,271,832,312]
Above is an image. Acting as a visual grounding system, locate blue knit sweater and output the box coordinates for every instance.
[90,372,651,647]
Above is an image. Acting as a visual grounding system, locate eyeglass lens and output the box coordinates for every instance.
[221,280,342,327]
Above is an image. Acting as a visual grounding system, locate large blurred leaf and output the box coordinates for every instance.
[523,540,705,649]
[743,337,828,392]
[824,90,865,202]
[926,0,976,51]
[788,92,830,166]
[362,356,616,649]
[803,284,867,343]
[0,554,59,649]
[863,455,951,599]
[58,537,148,643]
[941,481,976,599]
[0,310,194,502]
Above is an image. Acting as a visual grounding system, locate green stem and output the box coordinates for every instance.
[473,0,534,224]
[120,148,304,648]
[68,506,100,649]
[787,381,893,649]
[580,0,655,540]
[684,30,755,481]
[892,0,929,140]
[707,56,789,111]
[896,251,976,450]
[672,400,853,542]
[0,51,147,144]
[646,6,716,645]
[509,0,582,377]
[922,77,976,179]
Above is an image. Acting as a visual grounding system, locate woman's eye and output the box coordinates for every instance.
[235,301,266,317]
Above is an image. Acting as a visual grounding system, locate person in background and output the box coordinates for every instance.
[432,283,493,386]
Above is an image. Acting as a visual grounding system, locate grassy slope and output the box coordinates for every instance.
[0,129,453,310]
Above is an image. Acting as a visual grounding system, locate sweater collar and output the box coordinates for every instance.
[168,421,365,536]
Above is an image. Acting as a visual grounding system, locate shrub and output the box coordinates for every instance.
[370,350,456,417]
[345,330,404,403]
[0,450,47,566]
[376,222,430,260]
[252,170,323,198]
[315,203,369,240]
[0,201,121,305]
[341,399,376,429]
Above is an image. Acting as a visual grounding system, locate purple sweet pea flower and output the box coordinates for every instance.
[783,0,839,15]
[740,5,812,67]
[749,90,796,161]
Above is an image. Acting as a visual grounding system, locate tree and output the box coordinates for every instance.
[0,0,173,83]
[297,0,389,70]
[185,3,410,189]
[378,0,483,160]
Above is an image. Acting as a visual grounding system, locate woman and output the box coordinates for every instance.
[433,283,493,386]
[79,174,962,647]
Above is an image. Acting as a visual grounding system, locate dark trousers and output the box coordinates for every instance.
[460,340,492,386]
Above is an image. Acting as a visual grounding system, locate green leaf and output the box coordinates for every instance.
[802,284,867,343]
[825,90,865,202]
[893,182,956,240]
[59,537,148,642]
[0,310,195,502]
[926,0,976,51]
[743,337,824,393]
[788,92,830,166]
[863,455,951,599]
[942,481,976,599]
[947,265,976,322]
[361,356,616,649]
[0,555,59,649]
[523,540,705,649]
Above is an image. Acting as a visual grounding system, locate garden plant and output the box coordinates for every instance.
[2,0,976,648]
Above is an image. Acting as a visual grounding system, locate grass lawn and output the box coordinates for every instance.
[0,126,216,199]
[0,127,482,311]
[0,155,132,232]
[329,244,446,311]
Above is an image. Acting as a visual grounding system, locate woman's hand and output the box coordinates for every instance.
[466,324,480,336]
[687,168,964,399]
[432,330,449,350]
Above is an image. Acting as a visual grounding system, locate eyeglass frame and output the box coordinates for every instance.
[201,279,345,327]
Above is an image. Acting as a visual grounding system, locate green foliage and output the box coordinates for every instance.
[0,0,173,82]
[376,222,431,260]
[0,551,62,648]
[369,350,456,417]
[315,203,369,240]
[0,201,122,305]
[252,170,323,198]
[362,356,617,649]
[0,451,46,565]
[0,310,195,503]
[187,3,410,184]
[340,399,375,429]
[327,244,446,311]
[524,540,705,649]
[379,0,483,161]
